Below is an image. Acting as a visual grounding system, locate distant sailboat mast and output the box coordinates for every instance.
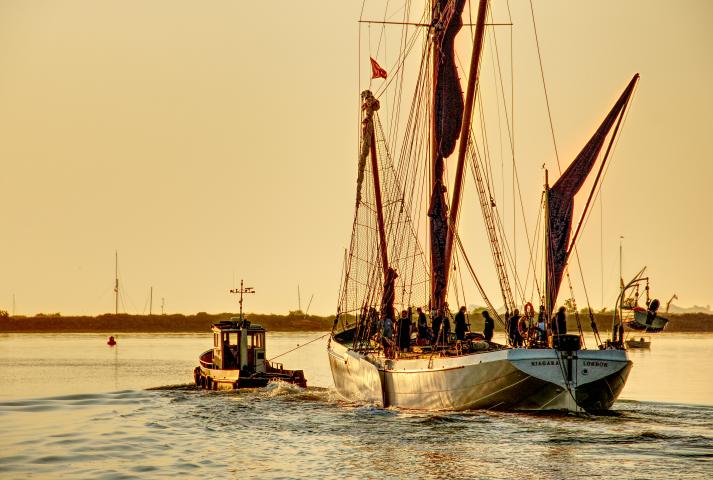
[114,251,119,314]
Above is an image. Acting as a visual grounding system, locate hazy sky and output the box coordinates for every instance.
[1,0,711,316]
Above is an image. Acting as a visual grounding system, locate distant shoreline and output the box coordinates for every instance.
[1,311,712,333]
[0,312,334,334]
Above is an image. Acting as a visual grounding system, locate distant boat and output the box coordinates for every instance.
[625,307,669,332]
[617,268,669,334]
[625,336,651,349]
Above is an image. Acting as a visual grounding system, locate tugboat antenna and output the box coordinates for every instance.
[230,280,255,321]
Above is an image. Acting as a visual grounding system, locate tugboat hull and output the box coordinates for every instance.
[195,349,307,390]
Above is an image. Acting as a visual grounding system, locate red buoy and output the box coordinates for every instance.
[107,336,116,346]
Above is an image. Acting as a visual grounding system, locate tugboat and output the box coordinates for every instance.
[193,280,307,390]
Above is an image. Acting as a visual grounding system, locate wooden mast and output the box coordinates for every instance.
[429,0,441,310]
[359,90,393,318]
[544,170,551,321]
[369,124,390,275]
[443,0,489,284]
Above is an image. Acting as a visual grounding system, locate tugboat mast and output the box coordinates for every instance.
[230,279,255,321]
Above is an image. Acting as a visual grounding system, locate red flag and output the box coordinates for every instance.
[370,57,387,79]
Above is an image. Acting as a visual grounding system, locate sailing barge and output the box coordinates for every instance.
[328,0,642,412]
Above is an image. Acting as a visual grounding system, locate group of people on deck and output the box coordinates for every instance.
[376,303,570,354]
[377,309,413,356]
[377,306,497,355]
[378,306,567,354]
[507,305,568,347]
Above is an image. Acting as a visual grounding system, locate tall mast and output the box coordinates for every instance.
[358,90,394,318]
[429,0,441,309]
[430,1,441,178]
[358,91,389,275]
[544,170,551,319]
[443,0,489,284]
[369,120,390,276]
[149,286,153,316]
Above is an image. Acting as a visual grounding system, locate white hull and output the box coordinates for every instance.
[328,338,631,412]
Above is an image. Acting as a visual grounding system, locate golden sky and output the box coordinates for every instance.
[0,0,711,316]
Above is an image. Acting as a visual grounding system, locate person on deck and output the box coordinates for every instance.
[397,309,412,352]
[536,305,547,342]
[482,310,494,342]
[416,307,430,343]
[380,313,394,356]
[508,309,522,347]
[454,306,468,341]
[441,306,451,344]
[553,306,567,336]
[431,311,442,346]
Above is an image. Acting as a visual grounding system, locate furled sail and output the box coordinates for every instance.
[547,74,639,310]
[429,0,466,309]
[433,0,466,158]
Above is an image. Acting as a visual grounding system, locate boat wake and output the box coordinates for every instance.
[145,380,345,406]
[146,383,199,391]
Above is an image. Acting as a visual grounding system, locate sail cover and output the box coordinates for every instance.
[434,0,466,158]
[547,74,639,310]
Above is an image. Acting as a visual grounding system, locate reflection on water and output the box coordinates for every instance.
[0,332,711,479]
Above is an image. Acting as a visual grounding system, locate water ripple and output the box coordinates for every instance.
[1,386,711,478]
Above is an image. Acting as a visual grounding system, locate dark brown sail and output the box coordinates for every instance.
[433,0,466,159]
[546,74,639,311]
[430,0,466,309]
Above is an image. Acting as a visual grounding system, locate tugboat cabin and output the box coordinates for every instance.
[211,318,266,373]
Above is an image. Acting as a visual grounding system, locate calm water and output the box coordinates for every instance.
[1,332,711,479]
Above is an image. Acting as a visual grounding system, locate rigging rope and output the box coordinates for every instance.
[527,0,590,344]
[267,333,330,362]
[528,0,560,173]
[455,234,505,327]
